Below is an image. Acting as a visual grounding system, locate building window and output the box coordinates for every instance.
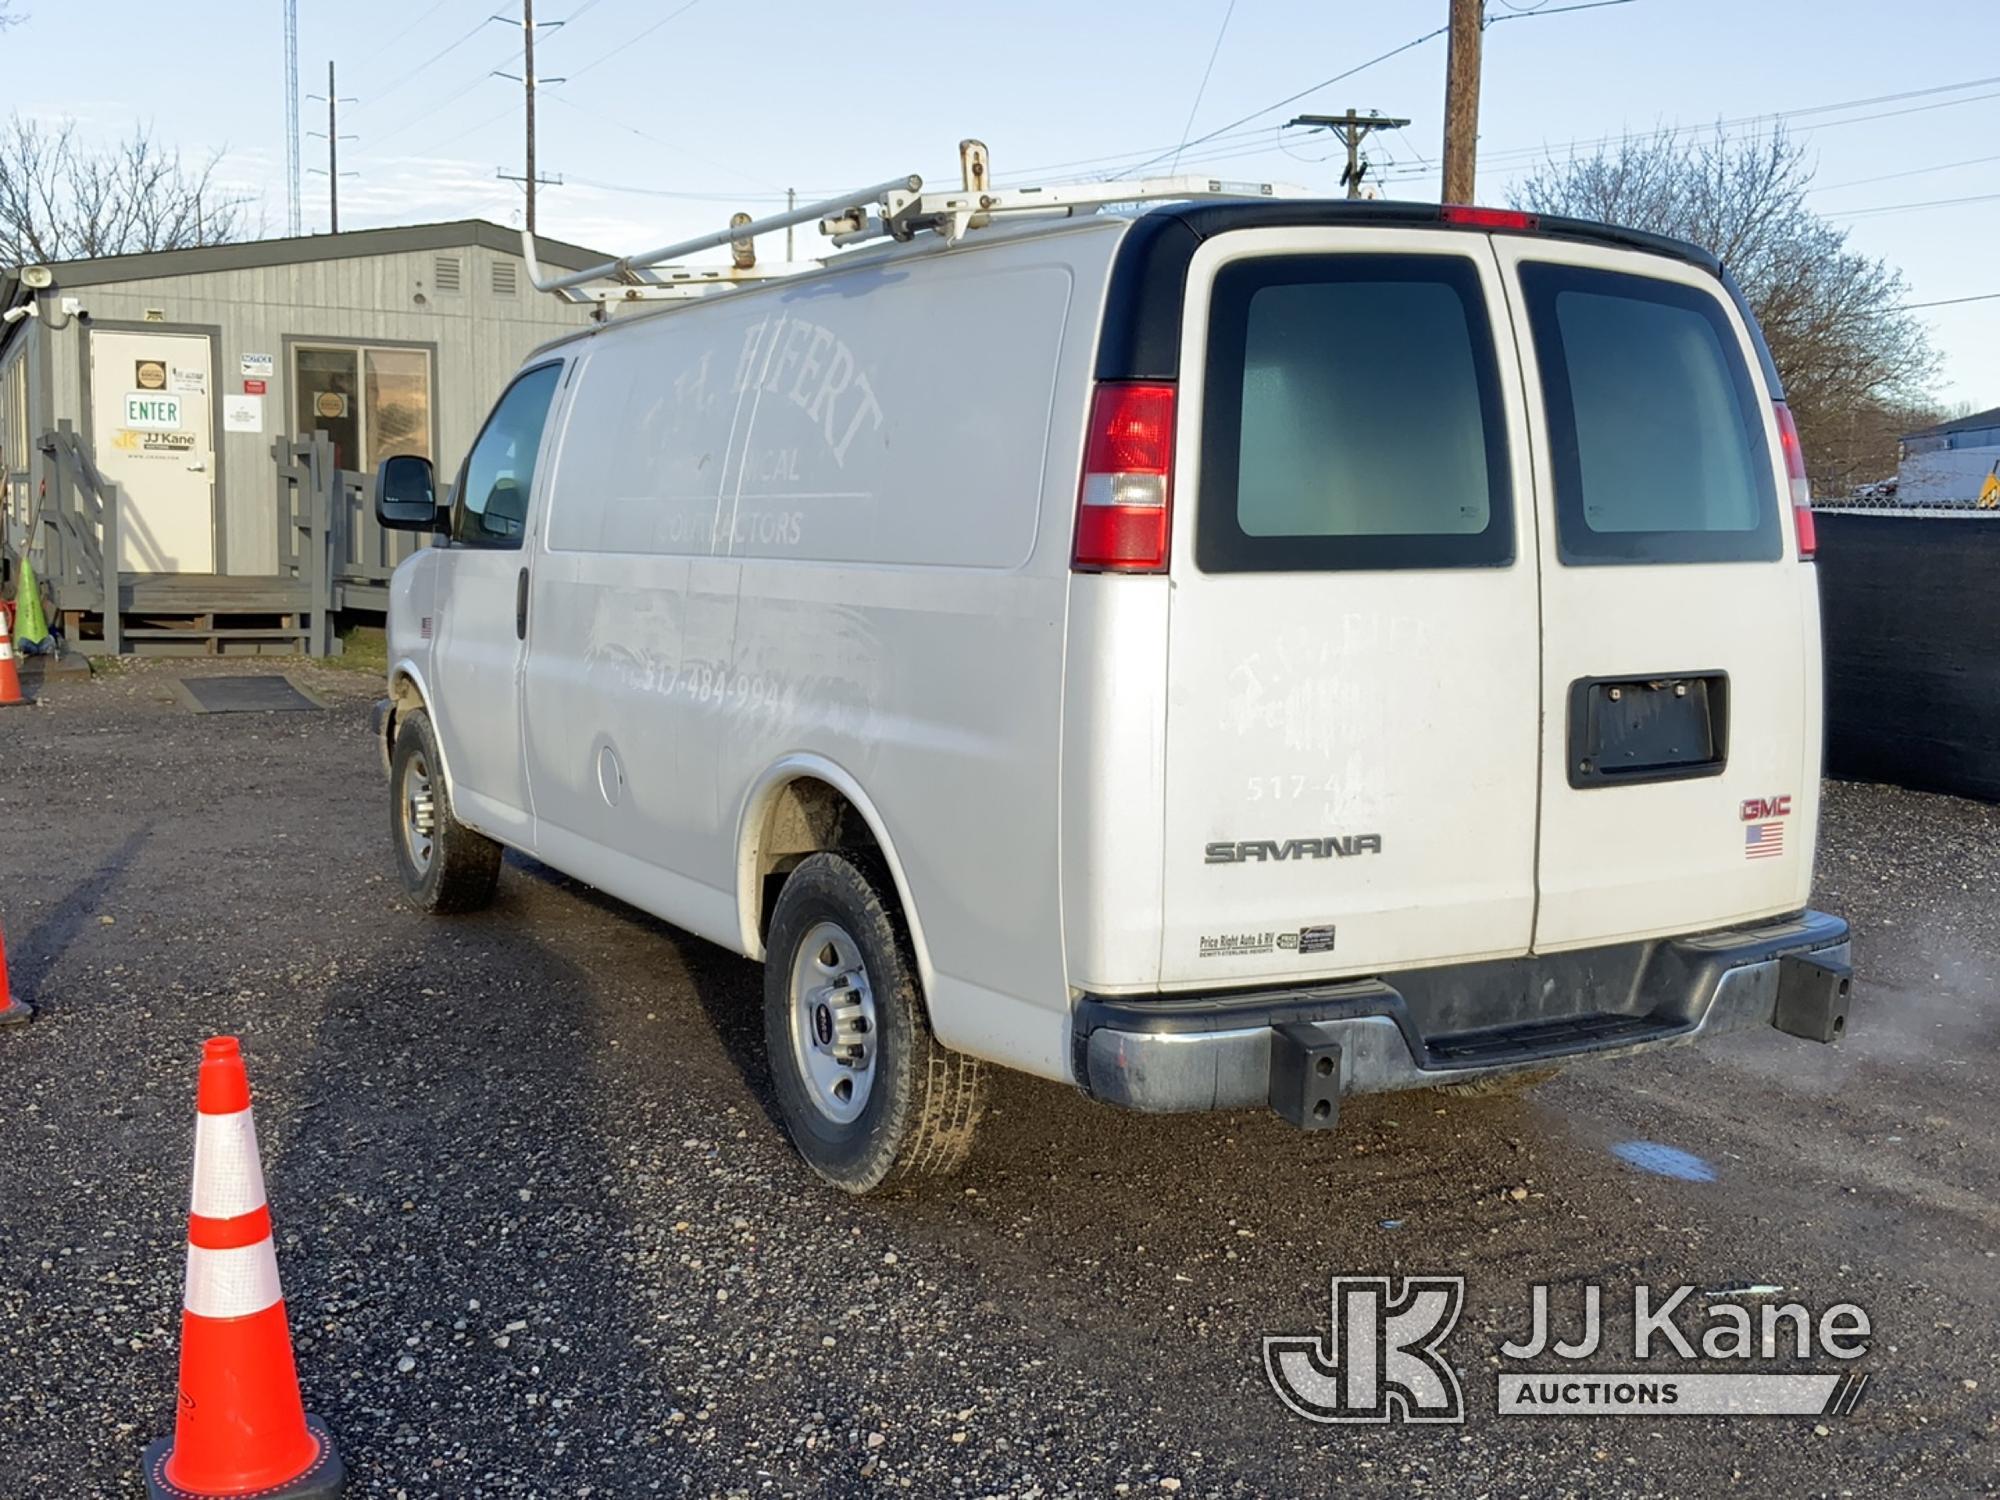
[293,344,434,471]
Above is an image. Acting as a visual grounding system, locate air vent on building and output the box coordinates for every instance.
[492,259,518,296]
[434,255,463,293]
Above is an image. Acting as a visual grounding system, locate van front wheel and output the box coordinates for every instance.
[763,853,984,1192]
[389,708,502,914]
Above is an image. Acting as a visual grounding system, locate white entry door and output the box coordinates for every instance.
[89,328,217,572]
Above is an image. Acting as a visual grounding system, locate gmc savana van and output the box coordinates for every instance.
[372,171,1854,1192]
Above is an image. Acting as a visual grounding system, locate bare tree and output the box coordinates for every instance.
[1512,128,1937,492]
[0,2,22,28]
[0,115,257,266]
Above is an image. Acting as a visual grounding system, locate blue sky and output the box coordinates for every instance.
[9,0,1997,404]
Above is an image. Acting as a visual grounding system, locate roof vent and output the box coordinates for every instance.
[491,258,518,296]
[434,255,462,293]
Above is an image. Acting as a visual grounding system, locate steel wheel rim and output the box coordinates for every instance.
[787,920,878,1124]
[401,751,437,876]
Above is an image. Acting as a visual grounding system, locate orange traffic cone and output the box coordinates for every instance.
[0,919,29,1025]
[143,1038,343,1498]
[0,603,25,708]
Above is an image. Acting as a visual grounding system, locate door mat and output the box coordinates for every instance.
[175,675,323,714]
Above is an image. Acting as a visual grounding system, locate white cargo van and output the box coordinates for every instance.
[372,172,1853,1192]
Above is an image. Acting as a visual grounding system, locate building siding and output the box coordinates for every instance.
[29,234,598,574]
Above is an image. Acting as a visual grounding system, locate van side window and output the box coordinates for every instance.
[451,362,563,549]
[1518,263,1780,565]
[1197,254,1514,573]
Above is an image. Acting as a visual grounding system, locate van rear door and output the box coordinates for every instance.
[1492,238,1818,949]
[1156,227,1542,988]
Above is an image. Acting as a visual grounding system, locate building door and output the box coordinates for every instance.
[88,328,217,573]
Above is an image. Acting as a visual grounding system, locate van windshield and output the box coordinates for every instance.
[1518,263,1781,565]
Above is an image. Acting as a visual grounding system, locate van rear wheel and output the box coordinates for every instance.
[390,708,502,914]
[763,853,984,1193]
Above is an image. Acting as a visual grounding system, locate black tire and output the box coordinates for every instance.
[389,708,502,914]
[763,853,984,1193]
[1431,1067,1561,1099]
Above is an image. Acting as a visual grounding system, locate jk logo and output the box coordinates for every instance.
[1264,1276,1466,1424]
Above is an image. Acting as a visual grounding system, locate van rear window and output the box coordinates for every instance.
[1196,254,1513,573]
[1518,263,1781,565]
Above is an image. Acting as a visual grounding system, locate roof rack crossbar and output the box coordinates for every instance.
[522,175,922,297]
[827,174,1298,248]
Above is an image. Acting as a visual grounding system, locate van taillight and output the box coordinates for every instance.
[1074,381,1175,572]
[1773,401,1814,560]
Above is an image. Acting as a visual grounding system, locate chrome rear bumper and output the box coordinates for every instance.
[1074,911,1852,1119]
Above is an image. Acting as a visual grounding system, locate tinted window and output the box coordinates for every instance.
[1519,264,1780,564]
[1198,254,1513,573]
[453,363,562,549]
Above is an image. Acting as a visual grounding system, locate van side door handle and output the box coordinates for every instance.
[515,566,529,641]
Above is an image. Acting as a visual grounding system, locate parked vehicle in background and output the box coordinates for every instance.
[372,171,1854,1193]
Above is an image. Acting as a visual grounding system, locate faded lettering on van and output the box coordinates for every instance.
[733,315,886,468]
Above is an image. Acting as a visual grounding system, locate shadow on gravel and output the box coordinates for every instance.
[14,824,155,1008]
[281,917,663,1493]
[505,853,786,1134]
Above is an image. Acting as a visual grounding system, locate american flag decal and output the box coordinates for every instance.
[419,615,432,641]
[1745,821,1785,859]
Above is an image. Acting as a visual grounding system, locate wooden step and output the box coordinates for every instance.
[117,572,308,613]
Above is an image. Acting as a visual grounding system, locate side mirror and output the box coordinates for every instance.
[375,454,439,530]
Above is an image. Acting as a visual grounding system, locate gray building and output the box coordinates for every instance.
[1897,405,2000,508]
[1,219,606,650]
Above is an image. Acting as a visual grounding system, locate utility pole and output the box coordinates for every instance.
[1287,111,1410,199]
[306,62,358,234]
[1442,0,1485,203]
[494,1,564,235]
[786,188,796,260]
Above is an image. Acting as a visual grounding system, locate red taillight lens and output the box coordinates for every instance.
[1773,400,1814,560]
[1439,205,1538,231]
[1074,381,1175,572]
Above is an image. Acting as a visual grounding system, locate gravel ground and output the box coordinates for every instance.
[0,659,1995,1497]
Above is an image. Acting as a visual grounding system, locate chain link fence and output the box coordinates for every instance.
[1814,448,2000,514]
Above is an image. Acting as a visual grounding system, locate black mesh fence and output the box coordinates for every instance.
[1816,510,2000,803]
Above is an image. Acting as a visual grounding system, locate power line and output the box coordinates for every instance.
[368,48,522,149]
[1120,23,1451,179]
[555,0,706,81]
[351,0,459,72]
[545,93,786,191]
[1486,0,1636,20]
[1170,0,1240,173]
[561,173,791,203]
[1465,76,2000,170]
[1814,152,2000,192]
[356,13,501,112]
[1828,189,2000,220]
[1898,292,2000,310]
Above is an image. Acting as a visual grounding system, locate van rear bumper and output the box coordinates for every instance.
[1072,910,1852,1121]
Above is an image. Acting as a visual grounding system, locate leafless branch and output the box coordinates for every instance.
[0,114,256,266]
[1511,126,1941,489]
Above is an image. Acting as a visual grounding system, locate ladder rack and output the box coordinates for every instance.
[521,141,1304,305]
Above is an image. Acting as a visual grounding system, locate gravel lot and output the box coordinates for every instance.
[0,659,1995,1497]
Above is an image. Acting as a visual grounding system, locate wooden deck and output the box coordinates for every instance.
[94,572,313,656]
